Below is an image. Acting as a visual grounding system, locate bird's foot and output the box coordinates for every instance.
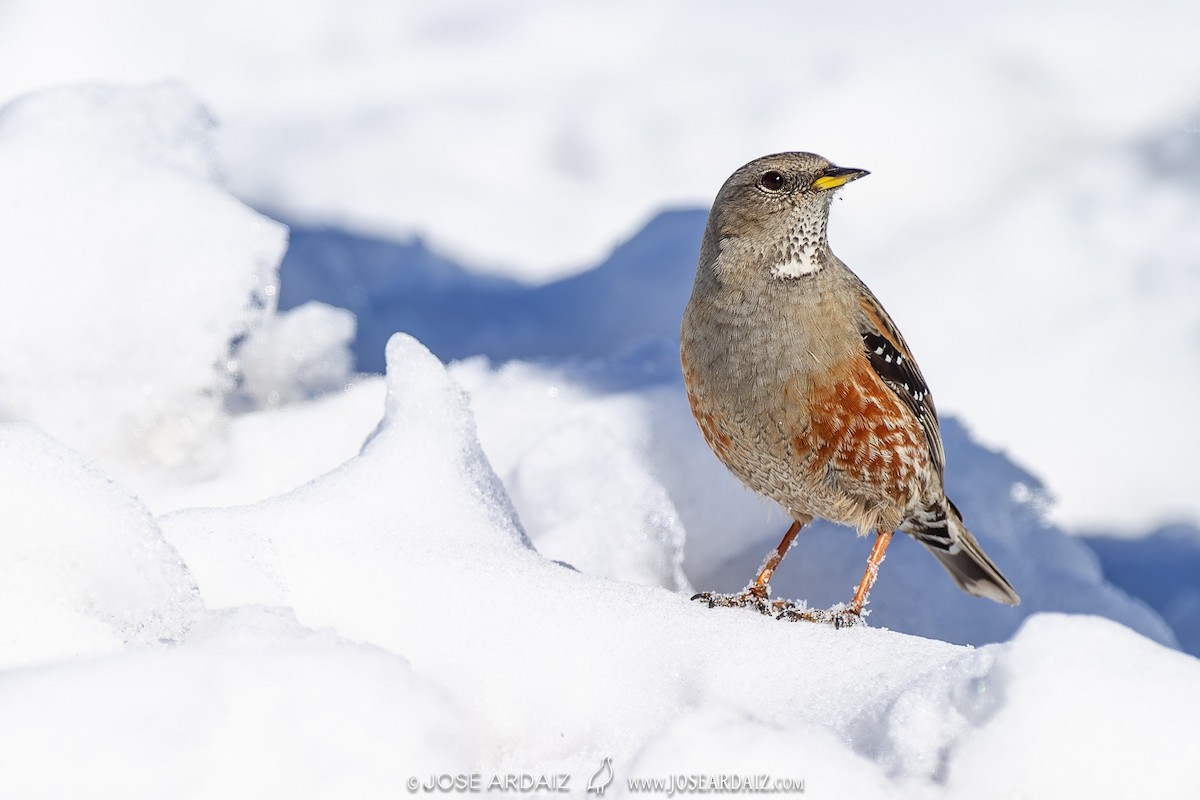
[691,591,866,628]
[776,602,865,629]
[690,587,794,616]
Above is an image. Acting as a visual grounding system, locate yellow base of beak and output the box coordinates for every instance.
[813,167,869,191]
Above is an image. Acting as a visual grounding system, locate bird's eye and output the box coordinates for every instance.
[758,171,786,192]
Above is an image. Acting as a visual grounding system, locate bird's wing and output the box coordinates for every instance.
[849,275,945,480]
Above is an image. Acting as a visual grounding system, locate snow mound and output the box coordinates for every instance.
[154,337,1200,793]
[0,606,469,799]
[0,83,286,478]
[933,614,1200,797]
[0,424,200,668]
[162,333,531,617]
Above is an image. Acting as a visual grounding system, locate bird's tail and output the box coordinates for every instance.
[906,499,1020,606]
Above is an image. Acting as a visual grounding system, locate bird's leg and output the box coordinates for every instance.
[749,518,805,599]
[849,529,893,615]
[691,518,807,614]
[779,530,893,627]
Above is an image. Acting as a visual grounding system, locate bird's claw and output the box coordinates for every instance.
[690,589,792,616]
[691,590,761,611]
[776,604,864,628]
[690,591,866,628]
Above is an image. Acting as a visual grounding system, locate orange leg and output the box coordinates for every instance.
[849,530,894,614]
[691,516,810,611]
[749,518,807,598]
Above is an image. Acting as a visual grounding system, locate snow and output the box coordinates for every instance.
[5,325,1197,793]
[0,606,470,798]
[625,615,1200,798]
[0,83,286,481]
[934,614,1200,797]
[0,20,1197,798]
[154,336,1191,786]
[232,301,357,409]
[0,424,199,669]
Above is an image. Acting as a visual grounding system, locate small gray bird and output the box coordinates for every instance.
[681,152,1019,626]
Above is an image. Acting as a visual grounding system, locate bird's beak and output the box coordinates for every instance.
[812,166,870,191]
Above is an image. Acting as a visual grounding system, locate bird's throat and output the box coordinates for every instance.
[770,207,829,280]
[770,249,825,279]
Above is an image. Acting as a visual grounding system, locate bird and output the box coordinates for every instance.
[680,152,1019,627]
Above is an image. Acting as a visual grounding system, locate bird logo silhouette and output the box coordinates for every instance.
[586,757,614,795]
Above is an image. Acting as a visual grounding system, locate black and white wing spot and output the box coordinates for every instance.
[848,269,946,478]
[862,331,934,418]
[860,329,944,478]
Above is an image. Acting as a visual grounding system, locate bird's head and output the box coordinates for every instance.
[699,151,868,286]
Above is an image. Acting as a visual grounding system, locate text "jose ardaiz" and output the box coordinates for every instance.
[407,773,571,793]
